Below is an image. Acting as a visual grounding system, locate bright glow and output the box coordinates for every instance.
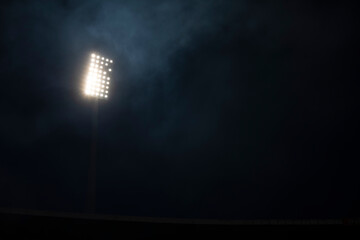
[84,53,113,99]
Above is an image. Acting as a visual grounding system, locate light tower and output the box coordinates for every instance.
[84,53,113,99]
[84,52,113,213]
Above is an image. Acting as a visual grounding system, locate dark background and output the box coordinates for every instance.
[0,0,359,220]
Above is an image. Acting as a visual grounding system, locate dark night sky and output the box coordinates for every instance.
[0,0,359,220]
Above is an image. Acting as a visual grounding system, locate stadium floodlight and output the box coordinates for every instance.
[84,52,113,99]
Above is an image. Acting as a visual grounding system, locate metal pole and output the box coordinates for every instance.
[87,99,98,213]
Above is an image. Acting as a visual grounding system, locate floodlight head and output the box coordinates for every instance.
[84,52,113,99]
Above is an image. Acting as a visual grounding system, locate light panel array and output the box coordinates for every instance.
[84,53,113,99]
